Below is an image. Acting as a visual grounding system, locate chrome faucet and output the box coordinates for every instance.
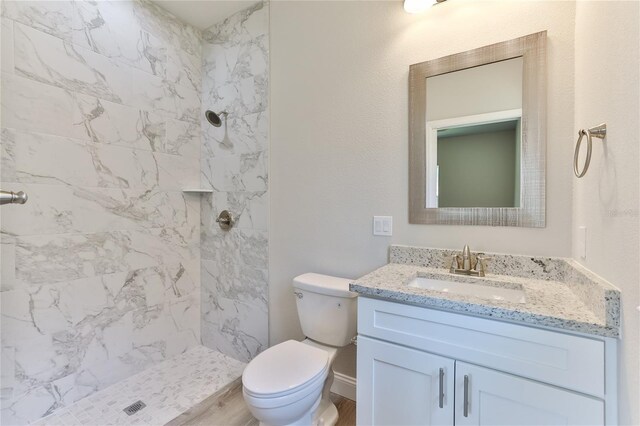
[449,245,490,277]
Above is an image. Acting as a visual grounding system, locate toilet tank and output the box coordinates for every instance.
[293,273,358,347]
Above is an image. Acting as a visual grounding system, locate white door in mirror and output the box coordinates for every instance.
[373,216,392,236]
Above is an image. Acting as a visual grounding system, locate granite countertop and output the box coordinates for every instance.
[349,246,620,338]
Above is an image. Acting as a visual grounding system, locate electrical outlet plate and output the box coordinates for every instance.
[577,226,587,259]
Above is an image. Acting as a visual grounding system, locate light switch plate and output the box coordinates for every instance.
[373,216,392,236]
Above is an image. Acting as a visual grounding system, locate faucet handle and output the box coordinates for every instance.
[449,255,459,273]
[475,255,492,277]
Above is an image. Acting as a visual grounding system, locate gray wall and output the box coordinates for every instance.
[200,2,269,363]
[269,0,576,378]
[0,1,202,424]
[573,2,639,424]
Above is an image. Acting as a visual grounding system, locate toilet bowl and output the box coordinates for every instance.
[243,340,333,425]
[242,273,358,426]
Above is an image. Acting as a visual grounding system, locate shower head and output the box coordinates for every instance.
[205,110,228,127]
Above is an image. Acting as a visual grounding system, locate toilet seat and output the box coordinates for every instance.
[243,340,329,399]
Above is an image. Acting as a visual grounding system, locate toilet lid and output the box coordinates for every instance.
[243,340,329,397]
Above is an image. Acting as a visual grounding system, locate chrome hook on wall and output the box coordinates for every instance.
[574,123,606,178]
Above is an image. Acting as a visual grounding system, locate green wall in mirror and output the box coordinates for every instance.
[437,122,521,208]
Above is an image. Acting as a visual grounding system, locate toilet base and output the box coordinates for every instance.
[256,397,338,426]
[313,399,338,426]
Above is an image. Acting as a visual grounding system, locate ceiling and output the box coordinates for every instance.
[150,0,256,30]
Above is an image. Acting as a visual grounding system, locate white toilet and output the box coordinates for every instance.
[242,273,358,426]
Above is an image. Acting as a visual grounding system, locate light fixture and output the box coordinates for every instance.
[403,0,446,14]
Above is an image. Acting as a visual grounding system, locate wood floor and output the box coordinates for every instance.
[167,378,356,426]
[330,393,357,426]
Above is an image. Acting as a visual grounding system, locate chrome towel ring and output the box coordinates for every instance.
[574,123,606,178]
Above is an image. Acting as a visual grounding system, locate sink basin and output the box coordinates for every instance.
[407,277,526,304]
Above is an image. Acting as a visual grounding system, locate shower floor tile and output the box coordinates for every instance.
[32,346,246,426]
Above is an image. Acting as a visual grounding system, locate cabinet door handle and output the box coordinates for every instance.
[438,368,445,408]
[463,374,470,417]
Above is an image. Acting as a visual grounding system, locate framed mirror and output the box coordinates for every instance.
[409,32,546,227]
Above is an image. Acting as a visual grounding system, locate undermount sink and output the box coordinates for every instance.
[407,277,527,304]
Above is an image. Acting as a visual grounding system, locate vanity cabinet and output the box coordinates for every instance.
[357,336,454,425]
[356,297,616,426]
[453,362,603,426]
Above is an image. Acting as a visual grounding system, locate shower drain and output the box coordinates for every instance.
[123,400,146,416]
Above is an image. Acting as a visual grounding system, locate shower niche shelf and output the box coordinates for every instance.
[182,188,214,194]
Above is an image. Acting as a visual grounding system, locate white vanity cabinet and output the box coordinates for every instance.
[357,336,455,425]
[453,362,603,426]
[356,297,617,426]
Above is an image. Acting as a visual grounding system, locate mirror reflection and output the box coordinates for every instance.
[436,118,521,207]
[425,57,523,208]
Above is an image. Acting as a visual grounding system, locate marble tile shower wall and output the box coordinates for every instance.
[200,2,269,363]
[0,1,202,424]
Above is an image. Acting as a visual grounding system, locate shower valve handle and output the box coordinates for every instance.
[216,210,234,230]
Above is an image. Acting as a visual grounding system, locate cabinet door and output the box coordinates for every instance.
[454,362,604,426]
[357,336,455,426]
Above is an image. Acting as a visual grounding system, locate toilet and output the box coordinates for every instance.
[242,273,358,426]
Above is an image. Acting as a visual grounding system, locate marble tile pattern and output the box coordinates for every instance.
[1,1,203,424]
[31,345,245,426]
[351,245,621,337]
[200,2,269,363]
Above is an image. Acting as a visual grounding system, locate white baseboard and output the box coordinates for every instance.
[330,372,356,401]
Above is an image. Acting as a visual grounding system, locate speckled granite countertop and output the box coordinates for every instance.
[350,246,620,338]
